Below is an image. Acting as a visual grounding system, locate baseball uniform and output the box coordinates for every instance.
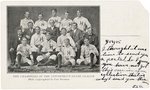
[73,16,91,32]
[57,34,75,51]
[30,33,46,52]
[16,44,32,65]
[60,18,73,32]
[36,39,57,62]
[58,45,76,65]
[20,18,34,32]
[48,16,61,28]
[34,20,48,31]
[77,44,99,65]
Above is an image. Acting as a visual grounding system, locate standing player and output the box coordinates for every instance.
[77,38,99,69]
[34,14,48,34]
[36,32,58,66]
[57,38,76,69]
[15,37,33,68]
[60,11,73,32]
[48,9,61,28]
[73,10,91,33]
[30,26,46,65]
[20,11,34,32]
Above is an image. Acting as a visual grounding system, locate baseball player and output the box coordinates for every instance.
[15,37,33,68]
[20,11,34,32]
[57,28,75,51]
[84,28,99,50]
[9,28,24,66]
[73,10,91,33]
[34,14,48,34]
[69,22,84,60]
[24,22,35,43]
[60,11,73,32]
[36,32,58,66]
[30,26,46,65]
[77,37,99,68]
[46,19,60,42]
[57,38,76,69]
[48,9,61,28]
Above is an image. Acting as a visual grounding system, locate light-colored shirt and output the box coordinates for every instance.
[17,44,31,57]
[41,39,57,52]
[30,33,46,49]
[60,18,73,31]
[73,16,91,32]
[57,34,75,48]
[80,44,99,58]
[20,18,34,31]
[61,45,75,59]
[48,16,61,28]
[34,20,48,30]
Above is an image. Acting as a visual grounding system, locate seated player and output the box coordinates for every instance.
[57,38,76,69]
[84,28,99,50]
[46,19,60,42]
[15,37,33,68]
[69,22,84,60]
[77,37,99,68]
[9,27,23,66]
[30,26,46,65]
[36,32,58,66]
[57,28,75,51]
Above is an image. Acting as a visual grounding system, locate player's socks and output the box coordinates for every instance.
[90,53,94,69]
[57,54,62,69]
[17,54,22,68]
[32,52,38,65]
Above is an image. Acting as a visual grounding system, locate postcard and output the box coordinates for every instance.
[1,0,149,89]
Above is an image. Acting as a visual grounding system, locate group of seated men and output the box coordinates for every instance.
[9,9,99,69]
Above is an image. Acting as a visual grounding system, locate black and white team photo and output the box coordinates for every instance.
[7,6,100,73]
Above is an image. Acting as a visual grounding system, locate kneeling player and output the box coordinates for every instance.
[57,38,76,69]
[15,37,33,68]
[36,32,57,66]
[77,38,99,68]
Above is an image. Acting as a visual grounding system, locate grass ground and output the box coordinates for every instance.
[8,65,100,73]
